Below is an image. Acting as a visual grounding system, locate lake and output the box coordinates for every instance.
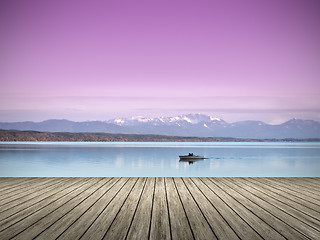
[0,142,319,177]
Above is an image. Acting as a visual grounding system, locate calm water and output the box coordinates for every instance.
[0,142,319,177]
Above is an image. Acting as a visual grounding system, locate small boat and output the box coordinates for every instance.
[179,153,205,165]
[179,153,206,160]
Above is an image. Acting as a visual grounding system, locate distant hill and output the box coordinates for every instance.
[1,129,319,142]
[1,114,320,139]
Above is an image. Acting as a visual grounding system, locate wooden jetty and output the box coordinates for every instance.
[0,177,319,239]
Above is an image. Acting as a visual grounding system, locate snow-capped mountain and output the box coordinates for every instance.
[1,114,320,139]
[109,114,225,126]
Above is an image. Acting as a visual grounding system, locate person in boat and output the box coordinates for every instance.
[188,153,194,156]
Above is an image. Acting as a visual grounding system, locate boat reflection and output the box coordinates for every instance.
[179,158,204,165]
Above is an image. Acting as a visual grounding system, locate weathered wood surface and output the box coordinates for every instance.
[0,178,319,240]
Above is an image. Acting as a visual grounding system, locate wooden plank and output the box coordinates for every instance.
[0,178,38,189]
[238,178,320,231]
[102,178,147,239]
[0,178,65,203]
[80,178,138,240]
[185,178,239,239]
[166,177,194,240]
[0,178,83,222]
[0,178,70,212]
[0,178,49,199]
[228,178,320,239]
[174,177,217,239]
[292,177,320,187]
[269,178,320,197]
[149,177,171,240]
[244,178,320,217]
[47,178,128,239]
[267,177,320,197]
[216,178,308,240]
[193,177,263,239]
[303,177,320,183]
[0,178,103,240]
[55,178,127,240]
[126,177,155,240]
[284,178,320,192]
[0,178,37,191]
[209,178,282,239]
[14,178,110,240]
[0,177,10,183]
[206,178,284,240]
[0,178,91,232]
[256,178,320,204]
[33,178,119,239]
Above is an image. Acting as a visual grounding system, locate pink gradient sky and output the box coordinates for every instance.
[1,0,320,123]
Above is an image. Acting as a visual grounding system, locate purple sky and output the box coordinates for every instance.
[1,0,320,123]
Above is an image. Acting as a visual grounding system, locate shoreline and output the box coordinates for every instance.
[1,129,319,142]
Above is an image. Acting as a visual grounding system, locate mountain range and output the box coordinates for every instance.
[1,114,320,139]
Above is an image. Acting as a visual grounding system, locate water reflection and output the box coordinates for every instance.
[179,158,204,165]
